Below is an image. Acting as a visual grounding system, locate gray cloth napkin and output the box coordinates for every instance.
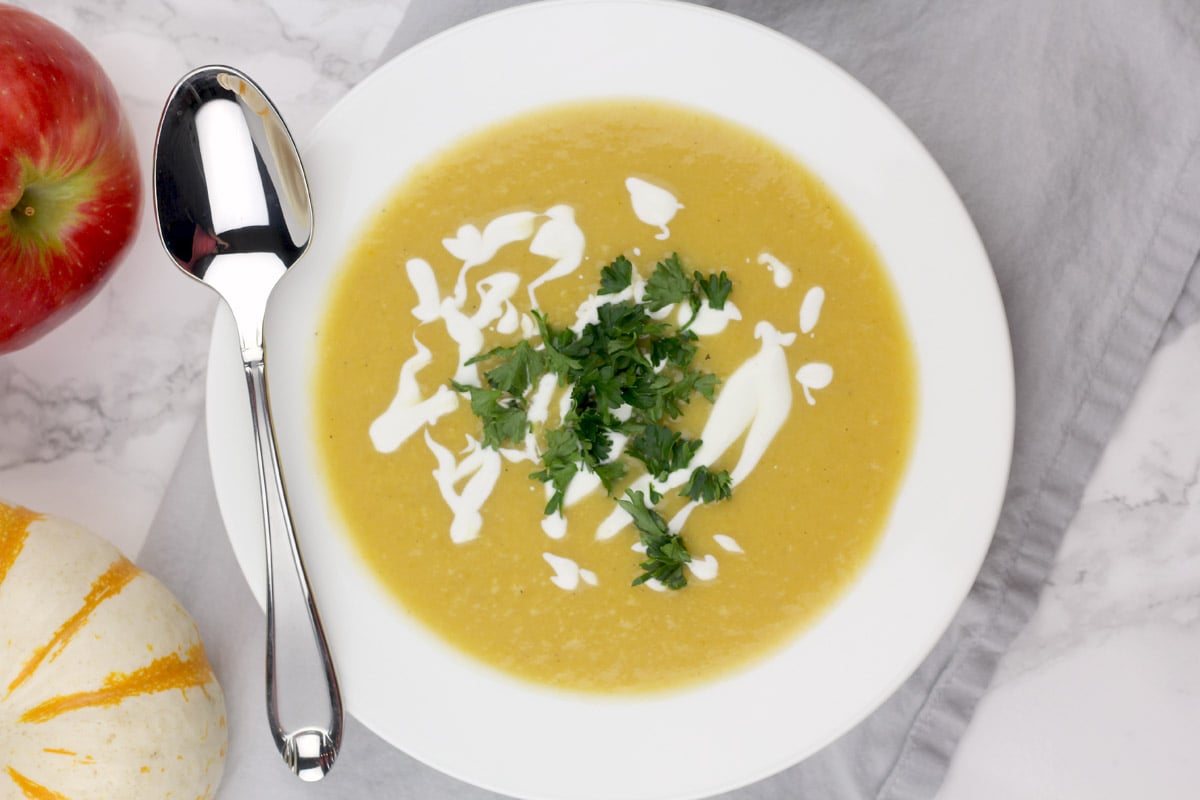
[140,1,1200,798]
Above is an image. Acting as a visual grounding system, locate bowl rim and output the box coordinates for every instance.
[205,2,1014,798]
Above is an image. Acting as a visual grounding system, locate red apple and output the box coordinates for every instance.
[0,4,141,353]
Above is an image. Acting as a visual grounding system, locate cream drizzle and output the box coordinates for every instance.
[667,500,698,535]
[678,299,742,336]
[686,554,719,581]
[626,177,683,240]
[556,383,573,425]
[527,373,559,425]
[527,205,586,307]
[471,272,521,330]
[795,363,834,405]
[712,534,744,554]
[424,432,502,544]
[543,553,599,590]
[757,252,794,288]
[439,299,487,386]
[711,322,797,485]
[519,312,537,338]
[379,216,532,449]
[541,515,568,540]
[369,335,459,453]
[499,433,539,465]
[561,471,603,509]
[444,211,538,305]
[406,258,442,322]
[497,302,520,334]
[799,287,825,333]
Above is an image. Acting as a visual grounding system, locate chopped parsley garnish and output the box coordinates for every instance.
[528,426,581,515]
[696,269,733,310]
[642,253,733,314]
[598,254,633,294]
[628,423,701,482]
[454,253,735,589]
[680,465,733,504]
[620,489,691,590]
[643,252,694,311]
[466,339,544,396]
[449,381,528,449]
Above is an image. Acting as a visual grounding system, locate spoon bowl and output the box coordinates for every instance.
[154,67,310,359]
[153,65,342,781]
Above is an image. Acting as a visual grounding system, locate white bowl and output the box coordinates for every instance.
[206,2,1013,798]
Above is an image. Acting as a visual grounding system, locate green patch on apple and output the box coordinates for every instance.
[5,157,98,261]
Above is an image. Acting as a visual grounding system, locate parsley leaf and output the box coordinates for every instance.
[628,423,701,481]
[451,381,528,448]
[693,372,720,402]
[695,270,733,310]
[598,255,633,295]
[529,427,581,515]
[681,465,733,503]
[644,253,694,311]
[619,489,691,590]
[530,309,582,378]
[649,328,698,370]
[592,459,628,494]
[572,407,613,466]
[467,340,546,396]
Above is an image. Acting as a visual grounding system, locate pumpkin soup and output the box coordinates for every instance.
[313,100,915,692]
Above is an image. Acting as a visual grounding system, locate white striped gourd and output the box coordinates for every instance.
[0,499,227,799]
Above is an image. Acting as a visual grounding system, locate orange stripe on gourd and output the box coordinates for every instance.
[4,766,72,800]
[19,643,215,725]
[0,501,41,588]
[6,557,140,698]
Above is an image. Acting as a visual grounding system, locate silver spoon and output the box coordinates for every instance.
[152,65,342,781]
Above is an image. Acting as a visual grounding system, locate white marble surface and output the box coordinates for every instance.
[1,2,1196,798]
[939,321,1200,800]
[0,0,406,555]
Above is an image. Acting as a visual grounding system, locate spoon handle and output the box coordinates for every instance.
[244,358,343,780]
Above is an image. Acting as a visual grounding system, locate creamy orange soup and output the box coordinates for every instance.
[314,100,915,692]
